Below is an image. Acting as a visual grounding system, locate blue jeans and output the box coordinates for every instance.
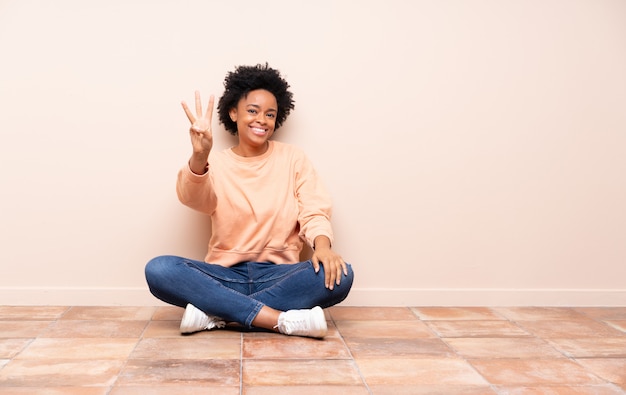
[145,256,354,328]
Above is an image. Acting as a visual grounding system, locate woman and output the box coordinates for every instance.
[145,63,354,338]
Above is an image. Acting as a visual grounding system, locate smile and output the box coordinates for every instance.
[251,127,267,136]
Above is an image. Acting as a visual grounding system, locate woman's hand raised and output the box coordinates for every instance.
[182,91,215,156]
[182,91,214,174]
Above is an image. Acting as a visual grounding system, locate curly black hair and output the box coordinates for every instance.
[217,63,295,135]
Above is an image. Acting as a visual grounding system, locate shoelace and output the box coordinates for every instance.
[282,315,309,334]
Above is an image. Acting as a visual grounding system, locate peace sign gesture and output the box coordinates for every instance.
[181,91,215,156]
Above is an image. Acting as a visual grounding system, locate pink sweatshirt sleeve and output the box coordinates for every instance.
[176,164,217,215]
[293,151,334,248]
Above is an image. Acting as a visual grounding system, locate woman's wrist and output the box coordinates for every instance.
[313,235,332,250]
[189,154,209,175]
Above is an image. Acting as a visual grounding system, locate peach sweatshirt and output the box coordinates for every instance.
[176,141,334,267]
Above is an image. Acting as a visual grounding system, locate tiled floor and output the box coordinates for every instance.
[1,306,625,394]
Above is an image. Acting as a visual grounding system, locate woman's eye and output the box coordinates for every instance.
[248,109,257,114]
[267,113,275,119]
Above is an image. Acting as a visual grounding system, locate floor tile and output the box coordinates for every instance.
[334,320,435,339]
[493,384,625,394]
[0,387,109,394]
[107,384,240,395]
[130,337,240,359]
[243,385,370,395]
[356,357,488,386]
[240,322,341,338]
[116,358,240,386]
[493,307,590,321]
[0,359,124,386]
[412,307,503,321]
[110,386,239,395]
[367,385,496,394]
[0,306,69,321]
[446,337,565,359]
[40,319,148,338]
[469,359,605,385]
[574,358,626,387]
[345,338,455,359]
[0,338,34,359]
[325,320,341,337]
[0,321,53,338]
[150,306,184,321]
[329,306,418,320]
[141,319,244,338]
[546,338,626,358]
[515,319,625,338]
[243,335,350,359]
[15,337,138,360]
[0,339,32,359]
[425,320,531,338]
[61,306,156,321]
[140,320,181,337]
[243,359,363,386]
[605,320,626,333]
[2,305,623,393]
[575,307,626,320]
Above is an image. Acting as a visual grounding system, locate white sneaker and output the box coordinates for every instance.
[276,306,327,338]
[180,303,226,334]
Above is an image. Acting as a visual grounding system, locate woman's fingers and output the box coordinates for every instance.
[205,94,215,124]
[194,90,203,118]
[326,267,336,290]
[312,248,346,290]
[183,92,214,126]
[181,101,196,124]
[324,259,345,290]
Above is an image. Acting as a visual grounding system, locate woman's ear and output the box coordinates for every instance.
[229,108,237,122]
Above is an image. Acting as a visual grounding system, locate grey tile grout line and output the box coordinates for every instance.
[330,310,374,394]
[239,332,244,395]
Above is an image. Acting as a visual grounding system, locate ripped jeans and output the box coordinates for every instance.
[145,256,354,328]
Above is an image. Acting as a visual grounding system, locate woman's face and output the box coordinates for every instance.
[229,89,277,154]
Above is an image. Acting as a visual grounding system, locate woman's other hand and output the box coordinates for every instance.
[312,236,348,291]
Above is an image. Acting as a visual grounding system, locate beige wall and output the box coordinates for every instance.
[1,0,625,306]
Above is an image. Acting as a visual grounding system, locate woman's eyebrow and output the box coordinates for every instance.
[247,103,277,112]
